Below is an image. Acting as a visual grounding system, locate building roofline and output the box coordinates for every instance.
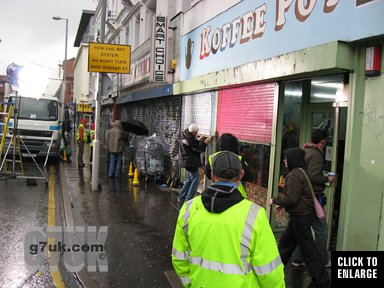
[74,10,95,47]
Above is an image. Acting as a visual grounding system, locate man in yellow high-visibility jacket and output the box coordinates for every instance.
[172,151,285,288]
[76,118,88,168]
[205,133,250,197]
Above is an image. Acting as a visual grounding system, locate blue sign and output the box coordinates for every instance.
[180,0,384,81]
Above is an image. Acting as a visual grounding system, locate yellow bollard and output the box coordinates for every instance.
[132,168,140,186]
[128,161,134,178]
[133,186,139,204]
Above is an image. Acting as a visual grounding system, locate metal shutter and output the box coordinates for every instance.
[217,83,277,143]
[181,91,217,136]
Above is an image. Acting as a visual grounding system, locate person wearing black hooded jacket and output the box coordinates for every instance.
[178,124,211,202]
[271,147,330,288]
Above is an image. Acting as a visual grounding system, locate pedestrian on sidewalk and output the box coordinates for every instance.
[60,132,72,162]
[270,147,331,288]
[105,120,124,178]
[178,124,211,202]
[172,151,285,287]
[64,118,72,140]
[292,129,335,268]
[205,133,250,197]
[76,118,88,168]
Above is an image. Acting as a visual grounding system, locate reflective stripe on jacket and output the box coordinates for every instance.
[172,196,285,288]
[208,152,247,197]
[76,124,88,143]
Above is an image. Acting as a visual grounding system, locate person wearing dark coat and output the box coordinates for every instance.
[205,133,250,181]
[292,129,335,267]
[178,124,211,202]
[270,147,330,288]
[106,120,124,178]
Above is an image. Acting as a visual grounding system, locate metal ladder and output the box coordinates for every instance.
[0,102,25,178]
[0,101,12,159]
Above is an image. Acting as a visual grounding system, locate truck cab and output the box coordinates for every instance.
[6,94,61,159]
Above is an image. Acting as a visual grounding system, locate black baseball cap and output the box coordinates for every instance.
[212,151,242,179]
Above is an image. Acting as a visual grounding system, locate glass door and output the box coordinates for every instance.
[303,74,348,250]
[272,74,348,251]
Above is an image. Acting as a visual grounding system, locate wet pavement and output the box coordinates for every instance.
[61,143,330,287]
[0,162,63,288]
[0,140,331,287]
[61,145,180,287]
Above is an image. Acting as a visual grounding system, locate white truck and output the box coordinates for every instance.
[6,94,62,160]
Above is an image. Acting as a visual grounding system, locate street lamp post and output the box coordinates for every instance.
[52,16,68,111]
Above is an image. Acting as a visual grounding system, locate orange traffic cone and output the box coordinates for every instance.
[128,161,134,178]
[132,168,140,186]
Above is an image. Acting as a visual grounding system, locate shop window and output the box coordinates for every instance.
[282,82,302,153]
[240,142,270,208]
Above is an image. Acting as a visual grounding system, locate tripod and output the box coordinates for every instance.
[0,90,48,186]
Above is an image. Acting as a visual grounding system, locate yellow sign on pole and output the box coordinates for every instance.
[88,43,131,74]
[77,103,93,113]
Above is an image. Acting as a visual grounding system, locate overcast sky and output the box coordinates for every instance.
[0,0,96,76]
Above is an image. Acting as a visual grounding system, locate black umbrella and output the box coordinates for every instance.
[121,119,149,136]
